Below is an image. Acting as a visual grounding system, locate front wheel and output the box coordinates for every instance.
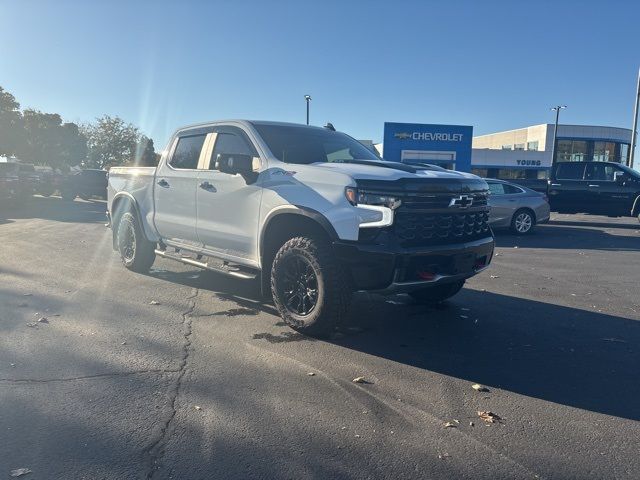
[116,212,156,273]
[409,280,465,304]
[271,235,351,337]
[511,209,535,235]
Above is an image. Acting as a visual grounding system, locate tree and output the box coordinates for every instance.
[134,136,158,166]
[82,115,140,169]
[0,86,25,157]
[19,110,88,169]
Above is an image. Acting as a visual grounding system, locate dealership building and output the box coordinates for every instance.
[471,123,632,180]
[379,122,633,179]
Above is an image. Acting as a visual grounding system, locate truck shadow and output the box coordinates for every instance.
[148,264,640,421]
[0,196,106,225]
[337,289,640,421]
[494,222,640,251]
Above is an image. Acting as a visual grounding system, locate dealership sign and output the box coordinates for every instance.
[394,132,464,142]
[384,122,473,172]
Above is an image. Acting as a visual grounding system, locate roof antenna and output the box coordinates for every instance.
[324,122,335,131]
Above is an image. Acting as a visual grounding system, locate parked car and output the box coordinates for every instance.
[61,169,108,201]
[107,120,495,336]
[486,179,550,234]
[0,163,20,202]
[548,161,640,221]
[16,163,41,198]
[34,166,64,196]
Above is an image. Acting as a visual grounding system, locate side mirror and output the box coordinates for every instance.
[216,153,260,175]
[614,171,626,184]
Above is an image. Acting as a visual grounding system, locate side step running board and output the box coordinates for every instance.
[154,249,257,280]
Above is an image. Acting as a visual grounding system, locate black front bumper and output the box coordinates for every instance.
[333,234,495,294]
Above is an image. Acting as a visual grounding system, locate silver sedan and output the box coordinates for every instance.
[486,179,550,234]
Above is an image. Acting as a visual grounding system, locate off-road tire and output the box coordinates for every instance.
[510,208,535,235]
[409,280,465,304]
[271,236,351,337]
[116,211,156,273]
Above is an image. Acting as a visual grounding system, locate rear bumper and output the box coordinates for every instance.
[333,235,495,293]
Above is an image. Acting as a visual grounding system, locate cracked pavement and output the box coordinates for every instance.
[1,197,640,479]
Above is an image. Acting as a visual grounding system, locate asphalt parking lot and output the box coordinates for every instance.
[1,196,639,479]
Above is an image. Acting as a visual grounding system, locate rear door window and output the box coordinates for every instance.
[556,163,586,180]
[170,134,207,170]
[503,184,524,194]
[488,182,505,195]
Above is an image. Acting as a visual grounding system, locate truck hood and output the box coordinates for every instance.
[312,160,488,193]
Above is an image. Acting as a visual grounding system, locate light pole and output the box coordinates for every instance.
[550,105,567,166]
[630,68,639,168]
[304,95,311,125]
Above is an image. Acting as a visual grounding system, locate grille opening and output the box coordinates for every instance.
[395,210,490,247]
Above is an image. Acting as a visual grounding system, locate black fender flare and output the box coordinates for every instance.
[259,205,338,265]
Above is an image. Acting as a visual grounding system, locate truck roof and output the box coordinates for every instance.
[175,119,329,134]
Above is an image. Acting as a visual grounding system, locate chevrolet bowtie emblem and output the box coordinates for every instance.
[394,132,412,139]
[449,195,474,208]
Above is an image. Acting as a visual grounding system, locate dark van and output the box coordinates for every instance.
[548,161,640,221]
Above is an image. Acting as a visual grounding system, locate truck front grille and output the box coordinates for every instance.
[394,210,491,247]
[401,193,488,210]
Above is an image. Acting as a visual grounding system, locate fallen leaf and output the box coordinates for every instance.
[352,376,366,384]
[149,300,161,305]
[472,383,489,392]
[10,468,32,477]
[38,317,49,324]
[444,422,457,428]
[307,372,316,376]
[490,275,499,279]
[477,411,502,423]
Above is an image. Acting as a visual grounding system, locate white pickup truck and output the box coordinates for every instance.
[108,120,494,335]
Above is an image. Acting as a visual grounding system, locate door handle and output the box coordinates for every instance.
[199,181,216,192]
[157,179,170,188]
[550,183,562,187]
[588,184,599,187]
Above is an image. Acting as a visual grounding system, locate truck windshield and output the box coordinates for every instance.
[253,124,381,165]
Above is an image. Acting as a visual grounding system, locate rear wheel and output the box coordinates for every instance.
[511,208,535,235]
[271,235,351,337]
[409,280,465,304]
[116,212,156,273]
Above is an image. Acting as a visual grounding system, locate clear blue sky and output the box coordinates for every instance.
[1,0,639,152]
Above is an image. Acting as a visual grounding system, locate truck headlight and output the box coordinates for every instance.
[344,187,401,210]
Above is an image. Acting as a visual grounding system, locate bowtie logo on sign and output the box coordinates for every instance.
[394,132,464,141]
[394,132,412,139]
